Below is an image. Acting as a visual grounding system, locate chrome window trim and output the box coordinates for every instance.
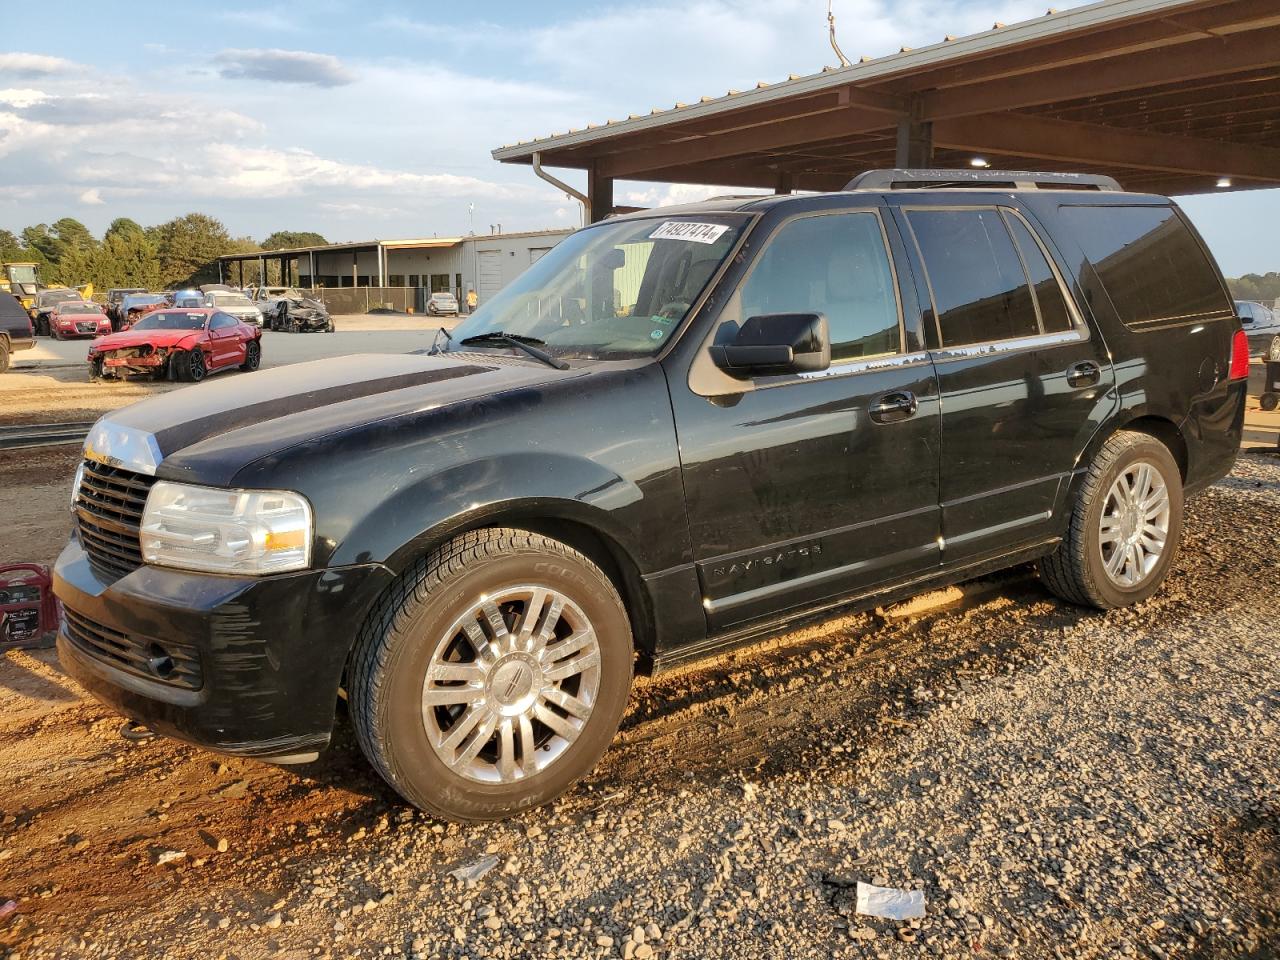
[777,350,932,384]
[931,327,1086,362]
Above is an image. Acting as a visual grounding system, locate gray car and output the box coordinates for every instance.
[1234,300,1280,359]
[205,291,265,327]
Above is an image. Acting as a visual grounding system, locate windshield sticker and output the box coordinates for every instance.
[650,329,665,340]
[649,221,730,244]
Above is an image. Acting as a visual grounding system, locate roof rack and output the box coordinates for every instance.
[845,169,1123,192]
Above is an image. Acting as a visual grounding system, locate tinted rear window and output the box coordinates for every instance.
[1060,205,1229,328]
[907,208,1041,347]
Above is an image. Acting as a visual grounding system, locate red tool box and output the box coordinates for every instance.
[0,564,60,649]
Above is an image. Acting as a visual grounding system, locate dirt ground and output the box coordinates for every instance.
[1,369,1278,960]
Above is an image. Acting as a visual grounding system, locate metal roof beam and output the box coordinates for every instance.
[923,26,1280,119]
[933,111,1280,182]
[596,106,895,180]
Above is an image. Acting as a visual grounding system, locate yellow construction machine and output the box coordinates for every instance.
[0,262,40,310]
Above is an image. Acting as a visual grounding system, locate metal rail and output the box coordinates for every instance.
[0,421,94,451]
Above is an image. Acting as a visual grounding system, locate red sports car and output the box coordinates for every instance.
[49,300,112,340]
[87,308,262,382]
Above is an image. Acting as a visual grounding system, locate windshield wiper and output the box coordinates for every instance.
[458,332,569,370]
[428,326,452,355]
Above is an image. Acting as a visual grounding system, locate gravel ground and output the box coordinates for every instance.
[1,452,1277,960]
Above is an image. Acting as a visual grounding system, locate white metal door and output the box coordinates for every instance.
[478,250,503,304]
[529,247,551,265]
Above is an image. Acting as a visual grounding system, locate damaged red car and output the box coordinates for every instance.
[87,308,262,382]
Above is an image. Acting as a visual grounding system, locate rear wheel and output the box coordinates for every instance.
[1039,430,1183,609]
[349,528,634,821]
[0,339,10,374]
[239,340,261,372]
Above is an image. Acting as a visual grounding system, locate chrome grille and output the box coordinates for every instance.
[75,459,156,580]
[63,607,202,690]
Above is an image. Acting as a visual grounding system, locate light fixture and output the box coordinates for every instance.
[1216,177,1232,188]
[970,157,990,168]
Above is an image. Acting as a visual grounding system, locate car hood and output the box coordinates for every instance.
[83,352,587,485]
[91,329,200,351]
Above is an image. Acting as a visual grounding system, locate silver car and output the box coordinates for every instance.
[206,291,265,327]
[426,291,459,316]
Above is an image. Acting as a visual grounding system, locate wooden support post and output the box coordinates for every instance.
[775,172,794,195]
[587,163,614,223]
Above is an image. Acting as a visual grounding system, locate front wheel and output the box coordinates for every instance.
[176,348,207,383]
[349,528,634,821]
[1261,393,1279,412]
[1039,430,1183,609]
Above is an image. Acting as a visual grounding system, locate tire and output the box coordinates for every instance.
[1261,393,1279,412]
[349,528,634,821]
[176,348,207,383]
[1268,336,1280,363]
[88,357,103,381]
[0,339,9,374]
[239,340,261,372]
[1039,430,1184,610]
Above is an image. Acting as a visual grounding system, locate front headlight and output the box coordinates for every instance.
[139,481,313,575]
[71,461,85,508]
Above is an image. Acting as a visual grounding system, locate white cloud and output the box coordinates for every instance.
[0,53,75,77]
[79,187,104,205]
[214,48,354,87]
[0,88,49,108]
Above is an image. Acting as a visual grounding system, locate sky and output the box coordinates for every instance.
[0,0,1274,277]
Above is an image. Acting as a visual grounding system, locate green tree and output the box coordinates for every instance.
[261,230,326,250]
[98,228,162,290]
[104,217,145,241]
[0,229,28,263]
[151,213,234,287]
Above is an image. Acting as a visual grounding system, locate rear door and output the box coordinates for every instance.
[670,203,943,631]
[891,199,1116,562]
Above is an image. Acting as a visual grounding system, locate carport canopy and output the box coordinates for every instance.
[492,0,1280,220]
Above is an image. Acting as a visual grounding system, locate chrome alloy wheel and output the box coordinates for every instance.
[422,586,601,784]
[1098,460,1171,588]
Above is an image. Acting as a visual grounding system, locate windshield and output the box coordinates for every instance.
[124,296,164,309]
[40,290,78,305]
[210,294,253,307]
[61,303,101,314]
[448,215,748,359]
[7,266,36,285]
[131,310,206,331]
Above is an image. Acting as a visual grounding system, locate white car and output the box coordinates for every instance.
[426,292,459,316]
[206,291,265,327]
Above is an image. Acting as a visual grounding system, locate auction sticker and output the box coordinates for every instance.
[650,221,730,244]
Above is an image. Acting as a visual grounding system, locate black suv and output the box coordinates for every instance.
[0,292,35,372]
[54,170,1247,820]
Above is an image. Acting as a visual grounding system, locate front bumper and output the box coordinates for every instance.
[54,538,393,759]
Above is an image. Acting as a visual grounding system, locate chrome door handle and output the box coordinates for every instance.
[1067,361,1101,388]
[869,391,918,424]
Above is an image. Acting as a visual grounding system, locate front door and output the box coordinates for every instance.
[207,313,246,369]
[891,202,1116,562]
[669,207,942,632]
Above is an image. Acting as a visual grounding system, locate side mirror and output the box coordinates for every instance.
[709,312,830,377]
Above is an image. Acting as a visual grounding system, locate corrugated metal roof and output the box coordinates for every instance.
[491,0,1205,161]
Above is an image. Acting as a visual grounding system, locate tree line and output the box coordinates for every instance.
[1226,273,1280,306]
[0,214,326,291]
